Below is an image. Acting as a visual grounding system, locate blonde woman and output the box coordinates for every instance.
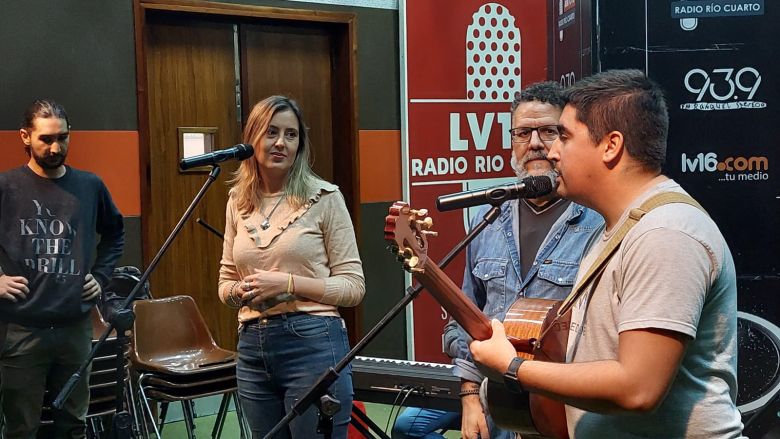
[218,96,365,438]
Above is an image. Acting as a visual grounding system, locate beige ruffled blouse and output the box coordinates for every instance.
[218,179,365,321]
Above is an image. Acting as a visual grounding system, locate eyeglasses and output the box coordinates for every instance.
[509,125,559,144]
[37,133,70,145]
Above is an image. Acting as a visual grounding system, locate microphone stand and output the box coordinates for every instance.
[53,165,223,439]
[196,217,224,238]
[263,204,503,439]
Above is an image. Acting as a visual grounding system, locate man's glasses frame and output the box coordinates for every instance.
[508,125,559,144]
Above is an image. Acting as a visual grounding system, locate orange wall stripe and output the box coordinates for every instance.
[359,129,402,203]
[0,130,141,216]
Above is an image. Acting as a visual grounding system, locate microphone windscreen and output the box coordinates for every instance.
[235,144,254,160]
[524,175,554,198]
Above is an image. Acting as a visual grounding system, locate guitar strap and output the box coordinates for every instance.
[538,191,707,343]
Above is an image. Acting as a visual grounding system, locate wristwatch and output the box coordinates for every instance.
[503,356,525,393]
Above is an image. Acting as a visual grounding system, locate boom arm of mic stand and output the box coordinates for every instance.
[53,165,223,410]
[262,204,502,439]
[196,217,224,240]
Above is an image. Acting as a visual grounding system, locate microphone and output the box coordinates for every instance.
[436,175,554,212]
[179,144,254,170]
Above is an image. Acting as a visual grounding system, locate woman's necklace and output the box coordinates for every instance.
[260,195,285,230]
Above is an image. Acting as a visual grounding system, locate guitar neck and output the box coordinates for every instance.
[415,259,494,342]
[416,259,538,354]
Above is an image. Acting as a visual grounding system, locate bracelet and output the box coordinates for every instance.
[286,273,294,295]
[458,388,480,397]
[227,281,242,307]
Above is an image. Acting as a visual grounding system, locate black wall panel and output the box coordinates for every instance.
[0,0,137,130]
[359,202,406,359]
[597,0,779,276]
[596,1,780,430]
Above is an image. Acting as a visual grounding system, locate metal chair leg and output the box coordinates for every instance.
[158,401,169,434]
[211,393,230,438]
[126,381,145,439]
[137,375,162,439]
[181,400,196,439]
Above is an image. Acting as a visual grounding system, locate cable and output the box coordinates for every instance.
[384,385,415,434]
[392,386,423,434]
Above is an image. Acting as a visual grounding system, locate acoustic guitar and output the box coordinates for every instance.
[384,201,569,438]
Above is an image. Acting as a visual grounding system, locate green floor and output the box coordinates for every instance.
[160,403,460,438]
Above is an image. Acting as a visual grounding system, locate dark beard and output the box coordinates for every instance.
[33,152,66,170]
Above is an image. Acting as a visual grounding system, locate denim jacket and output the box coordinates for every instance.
[443,199,604,383]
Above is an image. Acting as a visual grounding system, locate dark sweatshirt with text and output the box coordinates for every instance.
[0,165,124,327]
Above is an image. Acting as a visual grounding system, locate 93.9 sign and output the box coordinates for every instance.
[681,67,766,111]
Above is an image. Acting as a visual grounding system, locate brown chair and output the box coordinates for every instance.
[90,305,117,339]
[131,296,235,374]
[130,295,246,439]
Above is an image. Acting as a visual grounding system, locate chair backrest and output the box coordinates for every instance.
[90,306,115,340]
[132,295,221,362]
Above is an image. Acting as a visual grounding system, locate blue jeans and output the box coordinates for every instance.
[392,408,460,439]
[236,313,353,439]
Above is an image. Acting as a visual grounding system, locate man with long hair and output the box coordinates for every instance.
[0,99,124,438]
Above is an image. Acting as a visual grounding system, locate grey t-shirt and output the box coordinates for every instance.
[565,179,743,438]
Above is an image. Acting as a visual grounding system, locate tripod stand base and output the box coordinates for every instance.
[109,411,133,439]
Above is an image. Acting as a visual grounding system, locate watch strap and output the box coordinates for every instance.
[503,356,525,393]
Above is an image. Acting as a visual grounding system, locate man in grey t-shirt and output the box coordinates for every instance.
[469,70,743,438]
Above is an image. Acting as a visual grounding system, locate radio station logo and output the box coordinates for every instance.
[411,3,522,179]
[680,67,766,111]
[672,0,763,18]
[557,0,576,31]
[681,151,769,182]
[466,3,521,102]
[671,0,764,31]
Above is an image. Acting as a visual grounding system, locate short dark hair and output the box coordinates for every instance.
[563,69,668,171]
[511,81,566,113]
[21,99,69,130]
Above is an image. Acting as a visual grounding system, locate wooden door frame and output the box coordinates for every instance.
[133,0,362,336]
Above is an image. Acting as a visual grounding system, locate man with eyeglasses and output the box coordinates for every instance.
[393,82,603,439]
[471,70,745,439]
[0,99,124,438]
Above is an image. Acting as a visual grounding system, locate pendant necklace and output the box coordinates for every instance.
[260,195,285,230]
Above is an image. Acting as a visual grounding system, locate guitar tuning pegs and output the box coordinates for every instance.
[421,230,438,237]
[407,255,419,268]
[410,208,428,217]
[410,267,425,274]
[415,216,434,229]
